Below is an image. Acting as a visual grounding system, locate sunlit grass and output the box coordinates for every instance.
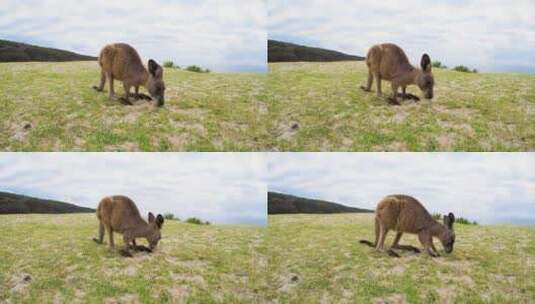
[0,214,267,303]
[266,214,535,303]
[0,61,269,151]
[267,61,535,151]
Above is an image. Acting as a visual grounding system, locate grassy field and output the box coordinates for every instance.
[0,214,267,303]
[267,61,535,151]
[0,62,269,151]
[266,214,535,303]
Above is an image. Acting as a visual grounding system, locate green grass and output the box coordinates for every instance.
[2,213,533,303]
[267,61,535,151]
[266,214,535,303]
[0,214,267,303]
[0,61,269,151]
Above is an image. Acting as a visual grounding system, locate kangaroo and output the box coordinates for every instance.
[359,194,455,257]
[92,43,165,107]
[93,195,164,257]
[360,43,434,105]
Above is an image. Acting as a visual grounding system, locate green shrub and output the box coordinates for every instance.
[457,217,478,225]
[452,65,477,73]
[186,65,210,73]
[163,61,181,69]
[163,213,179,221]
[185,217,211,225]
[163,60,175,68]
[432,61,447,69]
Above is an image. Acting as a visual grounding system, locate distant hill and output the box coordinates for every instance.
[0,39,97,62]
[0,191,95,214]
[268,192,373,214]
[268,40,364,62]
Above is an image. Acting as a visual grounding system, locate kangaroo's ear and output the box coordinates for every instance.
[148,212,155,223]
[148,59,162,77]
[449,212,455,224]
[156,214,164,229]
[444,213,455,229]
[421,54,432,72]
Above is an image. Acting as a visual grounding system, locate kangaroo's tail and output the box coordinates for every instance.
[359,240,375,247]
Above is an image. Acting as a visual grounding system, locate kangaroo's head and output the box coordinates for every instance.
[416,54,434,99]
[147,59,166,107]
[146,212,164,250]
[439,212,456,253]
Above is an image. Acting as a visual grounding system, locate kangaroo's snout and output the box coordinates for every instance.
[154,96,164,107]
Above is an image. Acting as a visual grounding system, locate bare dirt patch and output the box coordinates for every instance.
[170,108,208,119]
[277,273,300,293]
[374,141,409,152]
[438,121,475,136]
[434,105,477,119]
[172,122,207,136]
[391,111,409,124]
[9,121,33,142]
[171,273,206,288]
[122,265,138,276]
[177,260,209,270]
[373,293,407,304]
[277,121,300,141]
[104,293,140,304]
[437,134,455,148]
[167,134,191,148]
[391,265,406,275]
[436,287,455,304]
[165,286,190,302]
[8,272,32,294]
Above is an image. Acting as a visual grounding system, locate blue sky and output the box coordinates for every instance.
[0,153,267,225]
[268,153,535,226]
[0,0,266,72]
[268,0,535,73]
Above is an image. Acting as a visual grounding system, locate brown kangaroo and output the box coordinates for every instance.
[359,194,455,257]
[92,43,166,107]
[360,43,434,105]
[93,195,164,256]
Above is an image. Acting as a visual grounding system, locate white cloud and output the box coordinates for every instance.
[268,0,535,73]
[268,153,535,225]
[0,0,267,72]
[0,153,268,225]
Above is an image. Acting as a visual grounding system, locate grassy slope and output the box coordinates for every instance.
[267,62,535,151]
[0,214,267,303]
[0,62,269,151]
[267,214,535,303]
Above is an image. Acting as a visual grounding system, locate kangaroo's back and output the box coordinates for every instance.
[96,195,144,233]
[98,43,146,81]
[376,194,435,233]
[366,43,414,80]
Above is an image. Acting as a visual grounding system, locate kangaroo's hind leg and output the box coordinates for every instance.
[375,73,383,96]
[106,225,115,249]
[361,70,373,92]
[93,70,106,92]
[388,83,401,105]
[92,221,105,244]
[120,83,133,105]
[108,73,116,100]
[119,235,134,257]
[375,222,389,252]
